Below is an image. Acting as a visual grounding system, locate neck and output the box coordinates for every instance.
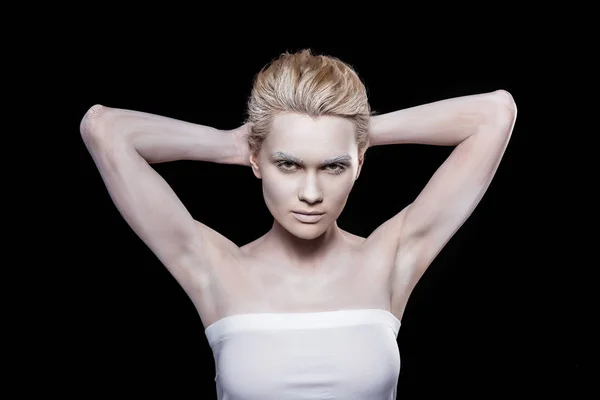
[265,220,344,269]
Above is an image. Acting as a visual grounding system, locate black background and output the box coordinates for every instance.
[70,25,586,398]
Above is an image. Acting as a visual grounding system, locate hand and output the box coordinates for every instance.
[231,123,253,167]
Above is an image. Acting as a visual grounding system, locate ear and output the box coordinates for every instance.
[249,152,262,179]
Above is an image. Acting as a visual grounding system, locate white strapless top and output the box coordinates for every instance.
[205,308,401,400]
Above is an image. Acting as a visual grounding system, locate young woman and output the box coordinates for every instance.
[80,49,517,399]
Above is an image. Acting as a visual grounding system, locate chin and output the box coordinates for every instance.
[291,228,327,241]
[283,219,330,241]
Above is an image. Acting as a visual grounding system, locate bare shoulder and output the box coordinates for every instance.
[191,220,242,263]
[194,220,240,252]
[340,229,367,246]
[238,233,269,256]
[335,213,409,279]
[361,207,409,254]
[179,221,242,288]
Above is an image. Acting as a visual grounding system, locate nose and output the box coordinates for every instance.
[298,172,323,204]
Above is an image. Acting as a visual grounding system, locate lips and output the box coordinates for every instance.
[292,211,325,223]
[293,211,325,215]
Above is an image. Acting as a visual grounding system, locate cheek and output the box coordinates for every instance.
[261,173,294,203]
[329,177,355,203]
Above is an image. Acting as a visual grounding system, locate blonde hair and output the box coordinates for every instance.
[246,49,371,161]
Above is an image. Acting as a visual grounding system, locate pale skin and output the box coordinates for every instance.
[80,90,517,328]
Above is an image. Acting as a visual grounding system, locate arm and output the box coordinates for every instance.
[369,90,517,284]
[80,105,246,286]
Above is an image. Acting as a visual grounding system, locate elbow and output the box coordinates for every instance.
[484,90,517,129]
[491,89,517,115]
[80,104,126,150]
[80,104,107,142]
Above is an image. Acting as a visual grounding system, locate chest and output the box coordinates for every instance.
[210,248,394,318]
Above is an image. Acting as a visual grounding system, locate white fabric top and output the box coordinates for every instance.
[205,308,401,400]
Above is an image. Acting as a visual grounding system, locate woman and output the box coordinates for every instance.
[80,49,517,399]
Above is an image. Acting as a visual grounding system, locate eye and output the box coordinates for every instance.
[276,161,297,171]
[324,163,347,174]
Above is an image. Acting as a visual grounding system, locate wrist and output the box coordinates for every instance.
[229,125,252,166]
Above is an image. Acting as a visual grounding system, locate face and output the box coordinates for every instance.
[250,113,364,240]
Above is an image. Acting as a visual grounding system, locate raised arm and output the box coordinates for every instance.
[80,105,246,286]
[369,90,517,289]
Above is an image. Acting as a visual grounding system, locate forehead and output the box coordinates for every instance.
[265,113,356,152]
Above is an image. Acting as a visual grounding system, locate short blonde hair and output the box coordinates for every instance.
[246,49,371,161]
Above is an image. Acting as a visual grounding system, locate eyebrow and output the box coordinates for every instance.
[271,152,352,165]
